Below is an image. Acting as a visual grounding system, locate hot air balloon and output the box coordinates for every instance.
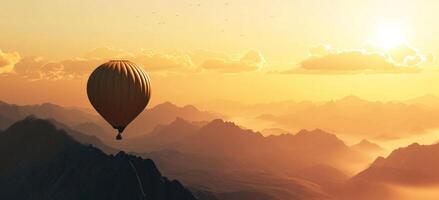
[87,60,151,140]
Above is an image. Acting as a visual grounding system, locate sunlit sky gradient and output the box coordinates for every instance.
[1,0,439,107]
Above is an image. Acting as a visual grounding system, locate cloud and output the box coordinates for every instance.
[14,56,52,80]
[7,46,201,80]
[285,45,423,74]
[13,56,104,80]
[383,44,427,67]
[0,49,21,74]
[85,47,198,72]
[38,63,66,80]
[60,58,105,77]
[201,50,265,73]
[188,50,229,66]
[3,47,266,80]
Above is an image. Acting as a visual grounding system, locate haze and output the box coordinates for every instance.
[2,1,439,199]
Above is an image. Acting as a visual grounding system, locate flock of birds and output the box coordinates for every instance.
[133,1,277,37]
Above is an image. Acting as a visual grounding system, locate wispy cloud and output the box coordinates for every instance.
[201,50,265,73]
[283,45,427,74]
[0,49,21,74]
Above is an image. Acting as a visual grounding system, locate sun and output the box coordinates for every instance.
[374,25,406,50]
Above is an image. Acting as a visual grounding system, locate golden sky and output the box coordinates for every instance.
[1,0,439,107]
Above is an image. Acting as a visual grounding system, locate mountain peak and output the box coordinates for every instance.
[203,118,236,129]
[152,101,178,110]
[0,118,197,200]
[353,142,439,185]
[182,104,198,111]
[294,129,346,147]
[296,128,335,137]
[198,118,263,139]
[150,117,197,134]
[4,116,75,143]
[173,117,192,125]
[358,139,380,147]
[352,139,383,153]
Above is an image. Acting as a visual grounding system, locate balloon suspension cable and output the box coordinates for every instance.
[128,159,147,199]
[114,126,125,140]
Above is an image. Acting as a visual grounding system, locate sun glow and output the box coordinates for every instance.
[374,25,406,49]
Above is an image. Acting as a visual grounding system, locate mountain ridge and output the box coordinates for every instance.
[0,117,198,200]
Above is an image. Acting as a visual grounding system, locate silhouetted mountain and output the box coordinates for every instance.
[294,164,349,186]
[121,118,201,152]
[265,129,365,173]
[0,117,197,200]
[46,118,119,154]
[260,127,289,136]
[132,119,366,200]
[132,118,365,173]
[0,101,98,130]
[73,122,111,137]
[352,142,439,185]
[0,100,220,142]
[236,96,439,138]
[351,139,383,153]
[125,102,221,137]
[144,149,331,200]
[331,142,439,200]
[198,99,314,116]
[175,119,265,157]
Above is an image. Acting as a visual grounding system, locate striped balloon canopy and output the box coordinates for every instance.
[87,60,151,140]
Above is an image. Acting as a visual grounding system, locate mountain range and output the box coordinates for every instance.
[133,118,372,200]
[353,142,439,185]
[123,102,221,137]
[332,141,439,200]
[0,101,97,130]
[3,99,439,199]
[0,117,198,200]
[129,118,367,173]
[0,100,220,140]
[253,95,439,139]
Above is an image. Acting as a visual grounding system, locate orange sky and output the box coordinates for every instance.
[1,0,439,107]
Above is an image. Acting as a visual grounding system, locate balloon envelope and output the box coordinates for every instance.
[87,60,151,140]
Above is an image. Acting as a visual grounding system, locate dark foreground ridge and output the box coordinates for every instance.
[0,117,197,200]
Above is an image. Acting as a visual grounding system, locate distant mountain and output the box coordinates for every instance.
[145,149,332,200]
[260,127,289,136]
[197,99,315,117]
[112,102,222,137]
[269,130,367,174]
[121,118,201,152]
[132,119,367,200]
[0,101,99,130]
[351,139,383,154]
[132,118,365,173]
[0,100,220,140]
[352,142,439,185]
[46,118,119,154]
[174,119,266,158]
[332,142,439,200]
[0,117,197,200]
[263,95,439,138]
[73,122,111,138]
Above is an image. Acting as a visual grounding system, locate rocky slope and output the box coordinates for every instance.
[0,117,198,200]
